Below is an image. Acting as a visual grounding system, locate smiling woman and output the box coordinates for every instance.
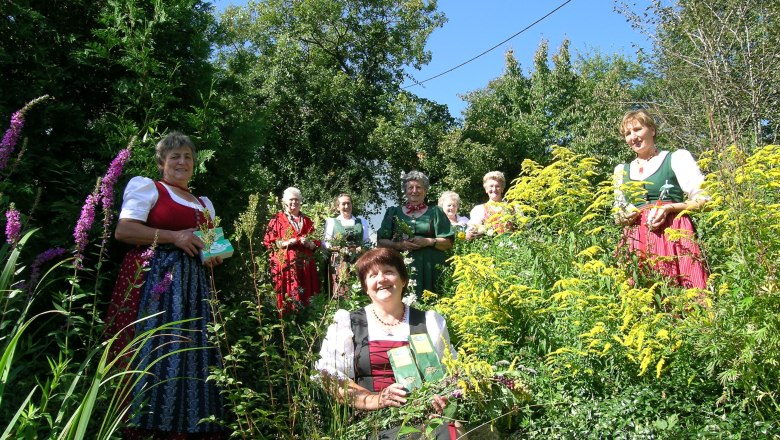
[613,109,710,290]
[376,171,454,297]
[263,186,321,313]
[315,247,460,439]
[104,132,225,438]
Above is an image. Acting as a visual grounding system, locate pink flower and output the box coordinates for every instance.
[151,272,174,300]
[5,204,21,246]
[74,191,98,263]
[140,247,155,267]
[0,95,50,171]
[100,148,132,212]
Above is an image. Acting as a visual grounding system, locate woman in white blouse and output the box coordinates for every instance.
[315,247,458,439]
[614,109,709,289]
[438,191,469,232]
[466,171,510,239]
[104,132,224,437]
[322,193,370,297]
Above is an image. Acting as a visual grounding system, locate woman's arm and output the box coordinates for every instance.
[115,219,204,257]
[613,164,640,226]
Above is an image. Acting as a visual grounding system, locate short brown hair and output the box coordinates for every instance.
[332,193,352,212]
[156,131,196,167]
[355,247,409,293]
[620,109,657,139]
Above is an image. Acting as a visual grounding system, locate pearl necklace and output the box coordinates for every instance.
[372,305,406,327]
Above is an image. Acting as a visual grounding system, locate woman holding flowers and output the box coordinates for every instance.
[323,193,370,297]
[315,247,459,439]
[466,171,511,239]
[105,132,224,438]
[613,109,709,289]
[377,171,453,298]
[264,187,321,312]
[438,191,469,233]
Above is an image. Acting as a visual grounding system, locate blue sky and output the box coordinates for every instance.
[212,0,651,117]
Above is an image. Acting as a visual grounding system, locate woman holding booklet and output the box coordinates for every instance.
[315,247,460,439]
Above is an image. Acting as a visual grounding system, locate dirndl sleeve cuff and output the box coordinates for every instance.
[119,176,158,221]
[314,309,355,382]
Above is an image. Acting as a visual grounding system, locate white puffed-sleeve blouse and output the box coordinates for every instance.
[119,176,215,222]
[314,305,456,382]
[613,150,709,208]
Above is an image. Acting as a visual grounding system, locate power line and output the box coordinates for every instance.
[402,0,573,89]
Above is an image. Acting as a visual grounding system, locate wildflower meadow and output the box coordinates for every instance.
[1,94,779,438]
[3,0,780,438]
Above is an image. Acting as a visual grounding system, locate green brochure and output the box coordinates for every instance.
[193,227,234,263]
[388,345,423,391]
[409,333,445,382]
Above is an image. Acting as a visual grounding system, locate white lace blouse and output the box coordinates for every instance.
[119,176,216,222]
[314,306,456,382]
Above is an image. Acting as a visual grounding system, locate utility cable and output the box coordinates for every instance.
[402,0,573,89]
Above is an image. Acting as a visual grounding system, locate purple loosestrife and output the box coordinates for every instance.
[74,186,100,264]
[100,147,132,213]
[0,112,24,171]
[0,95,51,171]
[150,272,174,301]
[26,247,67,293]
[5,204,21,246]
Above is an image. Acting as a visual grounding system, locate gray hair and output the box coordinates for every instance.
[438,191,461,209]
[156,132,196,167]
[402,170,430,192]
[282,187,302,202]
[483,171,506,189]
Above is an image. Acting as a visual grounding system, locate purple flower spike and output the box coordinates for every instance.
[5,204,21,246]
[27,247,67,292]
[0,95,51,171]
[451,389,464,399]
[151,272,174,300]
[0,112,24,170]
[74,191,99,263]
[100,148,132,212]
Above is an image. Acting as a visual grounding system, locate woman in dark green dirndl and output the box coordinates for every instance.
[377,171,454,298]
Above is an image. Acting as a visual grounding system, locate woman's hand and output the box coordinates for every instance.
[616,209,640,226]
[430,394,448,415]
[396,240,422,251]
[300,237,317,250]
[204,256,223,268]
[376,383,408,409]
[650,206,672,230]
[172,228,204,257]
[409,236,434,249]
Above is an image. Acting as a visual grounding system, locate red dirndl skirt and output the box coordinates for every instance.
[618,203,709,289]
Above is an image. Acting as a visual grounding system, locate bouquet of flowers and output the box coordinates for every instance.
[392,216,416,241]
[342,358,532,439]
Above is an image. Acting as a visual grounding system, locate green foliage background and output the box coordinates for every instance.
[1,0,779,438]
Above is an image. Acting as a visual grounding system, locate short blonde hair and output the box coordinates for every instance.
[483,171,505,189]
[438,191,461,209]
[620,109,657,139]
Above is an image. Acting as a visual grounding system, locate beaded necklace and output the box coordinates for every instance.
[372,305,406,327]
